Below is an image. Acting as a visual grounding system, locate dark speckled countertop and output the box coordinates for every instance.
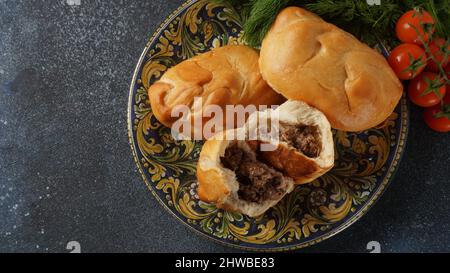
[0,0,449,253]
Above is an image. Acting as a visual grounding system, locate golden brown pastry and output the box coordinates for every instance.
[197,101,334,217]
[246,100,335,185]
[259,7,403,132]
[148,45,285,138]
[197,130,295,218]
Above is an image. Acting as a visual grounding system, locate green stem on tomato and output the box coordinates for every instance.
[409,22,449,85]
[408,21,449,112]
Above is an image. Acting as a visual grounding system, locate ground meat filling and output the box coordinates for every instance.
[220,143,288,204]
[279,123,322,158]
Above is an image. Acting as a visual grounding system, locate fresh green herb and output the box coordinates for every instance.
[243,0,291,47]
[426,1,450,38]
[305,0,402,47]
[213,0,289,47]
[214,0,450,48]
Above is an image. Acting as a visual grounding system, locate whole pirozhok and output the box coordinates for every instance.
[259,7,403,132]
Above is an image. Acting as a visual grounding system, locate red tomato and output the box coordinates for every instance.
[446,64,450,82]
[425,38,450,72]
[396,9,435,45]
[388,43,427,80]
[423,104,450,133]
[444,91,450,105]
[409,72,446,107]
[445,65,450,93]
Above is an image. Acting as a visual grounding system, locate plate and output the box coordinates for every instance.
[128,0,409,251]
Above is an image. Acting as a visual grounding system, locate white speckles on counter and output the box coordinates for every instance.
[0,0,448,253]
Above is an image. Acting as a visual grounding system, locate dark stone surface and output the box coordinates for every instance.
[0,0,449,253]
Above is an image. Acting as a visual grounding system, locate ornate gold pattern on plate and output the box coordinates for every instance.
[127,0,409,251]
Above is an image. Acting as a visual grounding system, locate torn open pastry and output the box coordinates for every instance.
[246,100,335,185]
[197,130,295,218]
[197,100,334,217]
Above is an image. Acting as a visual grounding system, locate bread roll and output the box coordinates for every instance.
[259,7,403,132]
[148,45,285,137]
[197,101,334,217]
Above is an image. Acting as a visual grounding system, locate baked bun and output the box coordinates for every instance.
[246,100,334,185]
[148,45,285,136]
[259,7,403,132]
[196,101,334,217]
[197,130,295,217]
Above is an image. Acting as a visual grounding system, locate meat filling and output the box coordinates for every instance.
[221,143,288,204]
[279,123,322,158]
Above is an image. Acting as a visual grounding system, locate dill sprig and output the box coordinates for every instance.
[244,0,291,47]
[213,0,290,47]
[213,0,450,48]
[305,0,402,47]
[420,0,450,38]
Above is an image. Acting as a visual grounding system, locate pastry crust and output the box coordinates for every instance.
[148,45,285,136]
[247,100,335,184]
[196,101,334,217]
[197,130,295,217]
[259,7,403,132]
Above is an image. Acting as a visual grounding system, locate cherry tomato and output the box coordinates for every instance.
[396,9,435,45]
[444,91,450,105]
[423,101,450,133]
[388,43,427,80]
[446,65,450,86]
[408,72,446,107]
[425,38,450,72]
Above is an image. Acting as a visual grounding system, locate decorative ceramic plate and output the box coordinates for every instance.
[128,0,409,251]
